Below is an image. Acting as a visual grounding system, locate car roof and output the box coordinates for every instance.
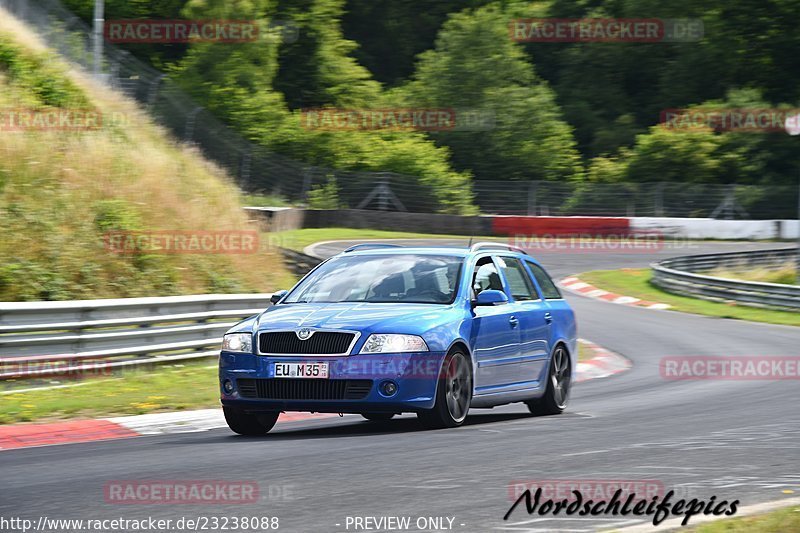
[337,244,540,263]
[342,246,469,257]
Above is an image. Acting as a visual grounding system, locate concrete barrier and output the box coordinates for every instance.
[780,220,800,240]
[246,208,492,236]
[630,217,786,240]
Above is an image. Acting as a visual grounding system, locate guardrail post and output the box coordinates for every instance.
[796,177,800,280]
[655,182,665,217]
[184,107,203,142]
[527,181,538,216]
[146,74,166,109]
[92,0,104,79]
[240,149,252,186]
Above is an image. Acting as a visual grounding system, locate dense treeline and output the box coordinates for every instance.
[63,0,800,213]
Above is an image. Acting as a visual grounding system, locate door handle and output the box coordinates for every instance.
[544,312,553,324]
[509,316,519,328]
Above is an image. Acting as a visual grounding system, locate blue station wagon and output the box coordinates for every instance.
[219,243,577,434]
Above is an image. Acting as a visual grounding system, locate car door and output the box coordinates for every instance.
[469,255,523,394]
[494,255,550,388]
[524,260,573,380]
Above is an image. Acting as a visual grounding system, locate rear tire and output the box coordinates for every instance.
[418,351,472,429]
[223,407,279,435]
[361,413,395,422]
[526,344,571,416]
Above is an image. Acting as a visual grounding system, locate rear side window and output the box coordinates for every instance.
[495,256,537,301]
[526,262,562,300]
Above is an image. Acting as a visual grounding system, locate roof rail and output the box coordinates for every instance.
[342,243,404,253]
[469,242,528,255]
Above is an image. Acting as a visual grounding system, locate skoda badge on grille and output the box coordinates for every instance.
[296,328,313,340]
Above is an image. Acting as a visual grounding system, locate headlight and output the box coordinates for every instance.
[222,333,253,353]
[360,334,428,354]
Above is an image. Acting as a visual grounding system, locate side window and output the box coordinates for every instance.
[526,262,562,300]
[472,257,503,296]
[495,256,537,301]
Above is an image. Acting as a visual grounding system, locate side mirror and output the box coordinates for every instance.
[270,290,288,304]
[474,289,508,306]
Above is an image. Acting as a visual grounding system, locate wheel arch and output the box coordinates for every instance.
[443,339,474,395]
[549,338,576,381]
[447,339,471,357]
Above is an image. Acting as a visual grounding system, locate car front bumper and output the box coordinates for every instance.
[219,350,448,413]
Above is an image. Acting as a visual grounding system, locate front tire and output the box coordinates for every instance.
[418,351,472,429]
[223,407,279,435]
[526,344,571,415]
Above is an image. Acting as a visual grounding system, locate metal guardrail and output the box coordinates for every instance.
[651,248,799,310]
[0,294,272,379]
[278,247,323,277]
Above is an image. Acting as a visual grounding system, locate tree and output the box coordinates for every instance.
[397,4,583,184]
[274,0,380,109]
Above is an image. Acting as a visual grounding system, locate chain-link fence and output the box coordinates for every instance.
[471,181,800,219]
[2,0,798,219]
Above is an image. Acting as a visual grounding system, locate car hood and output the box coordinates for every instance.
[250,302,460,336]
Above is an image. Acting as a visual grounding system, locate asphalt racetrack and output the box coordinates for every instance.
[2,240,798,532]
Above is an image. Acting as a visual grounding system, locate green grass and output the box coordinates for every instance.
[271,227,494,253]
[579,269,800,327]
[709,263,797,285]
[686,505,800,532]
[0,361,220,424]
[0,24,288,301]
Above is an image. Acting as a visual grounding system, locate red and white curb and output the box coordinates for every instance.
[0,411,338,451]
[106,410,339,435]
[560,275,671,310]
[0,342,630,451]
[576,338,631,383]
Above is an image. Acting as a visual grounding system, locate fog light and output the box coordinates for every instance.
[223,379,234,394]
[379,380,398,397]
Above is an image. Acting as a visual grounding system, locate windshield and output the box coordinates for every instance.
[284,254,463,304]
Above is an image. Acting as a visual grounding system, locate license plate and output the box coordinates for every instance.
[272,362,329,379]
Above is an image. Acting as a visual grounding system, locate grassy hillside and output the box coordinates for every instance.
[0,12,291,301]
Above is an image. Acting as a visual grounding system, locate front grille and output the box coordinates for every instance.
[237,378,373,400]
[259,331,355,355]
